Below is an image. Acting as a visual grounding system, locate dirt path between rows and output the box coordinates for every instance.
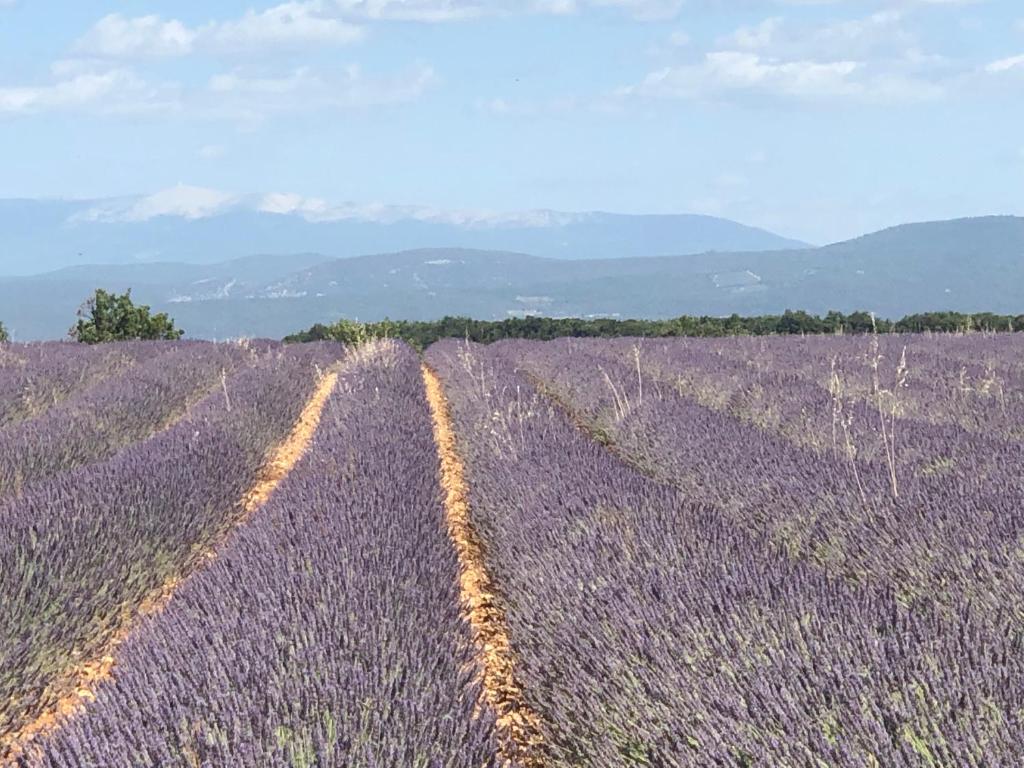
[421,364,547,768]
[2,368,339,765]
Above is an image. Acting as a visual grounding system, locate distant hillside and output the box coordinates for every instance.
[0,216,1020,340]
[0,197,807,275]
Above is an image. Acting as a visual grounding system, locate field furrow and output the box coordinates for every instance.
[516,336,1024,479]
[0,343,342,760]
[508,338,1024,619]
[426,338,1024,766]
[27,342,500,767]
[3,362,338,762]
[423,363,546,767]
[1,333,1020,767]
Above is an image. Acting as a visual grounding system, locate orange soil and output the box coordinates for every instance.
[421,364,547,768]
[2,369,339,765]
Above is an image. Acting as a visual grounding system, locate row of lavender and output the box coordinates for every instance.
[508,337,1024,619]
[0,342,255,497]
[31,342,500,767]
[539,335,1024,485]
[0,342,341,756]
[0,343,167,429]
[634,334,1024,442]
[427,339,1024,765]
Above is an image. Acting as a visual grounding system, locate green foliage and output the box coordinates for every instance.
[285,309,1024,348]
[0,321,8,343]
[897,311,1022,333]
[316,317,399,346]
[70,289,184,344]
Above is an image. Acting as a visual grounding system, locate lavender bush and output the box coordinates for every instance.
[4,334,1023,767]
[0,343,342,754]
[0,342,169,429]
[0,342,254,497]
[508,339,1024,618]
[427,338,1024,766]
[645,334,1024,441]
[31,342,499,767]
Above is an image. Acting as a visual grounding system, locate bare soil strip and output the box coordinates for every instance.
[2,369,339,765]
[421,364,547,768]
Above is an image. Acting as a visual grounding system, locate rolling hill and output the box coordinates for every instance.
[0,216,1020,340]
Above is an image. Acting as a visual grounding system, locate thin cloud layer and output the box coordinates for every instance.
[0,67,177,115]
[615,10,965,105]
[73,0,691,61]
[75,5,364,59]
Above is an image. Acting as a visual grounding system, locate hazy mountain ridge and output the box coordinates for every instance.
[0,216,1020,340]
[0,197,808,276]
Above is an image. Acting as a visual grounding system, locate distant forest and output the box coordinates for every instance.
[285,310,1024,349]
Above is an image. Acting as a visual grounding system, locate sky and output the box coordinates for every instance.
[0,0,1022,245]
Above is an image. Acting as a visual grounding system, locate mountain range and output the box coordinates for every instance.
[1,213,1021,341]
[0,193,807,276]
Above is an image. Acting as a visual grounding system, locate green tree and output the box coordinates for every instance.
[0,321,8,343]
[70,289,184,343]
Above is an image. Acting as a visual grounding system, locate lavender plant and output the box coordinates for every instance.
[30,342,499,767]
[508,339,1024,618]
[0,342,170,429]
[0,343,342,755]
[0,342,254,497]
[427,339,1024,766]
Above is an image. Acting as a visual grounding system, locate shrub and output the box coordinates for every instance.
[70,289,184,343]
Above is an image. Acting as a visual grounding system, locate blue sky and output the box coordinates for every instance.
[0,0,1022,244]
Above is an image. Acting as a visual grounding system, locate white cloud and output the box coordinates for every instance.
[76,4,363,59]
[725,18,783,51]
[722,11,912,61]
[260,192,317,213]
[531,0,577,14]
[332,0,684,21]
[74,0,688,59]
[205,3,365,50]
[485,97,513,114]
[622,49,946,103]
[331,0,491,21]
[619,10,953,106]
[985,54,1024,73]
[0,52,428,119]
[0,68,175,115]
[624,52,864,100]
[75,14,197,58]
[477,93,581,116]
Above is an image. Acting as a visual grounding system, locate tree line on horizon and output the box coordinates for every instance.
[0,292,1023,345]
[284,310,1024,349]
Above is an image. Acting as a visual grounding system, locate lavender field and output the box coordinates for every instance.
[1,334,1022,767]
